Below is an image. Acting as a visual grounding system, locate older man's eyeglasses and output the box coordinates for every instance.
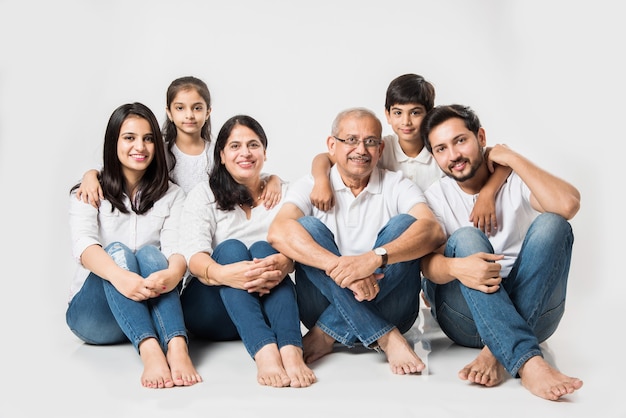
[333,136,382,148]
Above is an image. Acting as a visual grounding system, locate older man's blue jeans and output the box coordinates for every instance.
[295,214,421,348]
[422,213,573,377]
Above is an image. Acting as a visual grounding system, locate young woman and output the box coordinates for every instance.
[66,102,201,389]
[179,114,316,388]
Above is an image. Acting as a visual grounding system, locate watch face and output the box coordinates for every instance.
[374,247,386,255]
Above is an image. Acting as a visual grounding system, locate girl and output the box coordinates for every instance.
[179,115,316,388]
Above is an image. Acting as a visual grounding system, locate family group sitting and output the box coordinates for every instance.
[66,74,583,401]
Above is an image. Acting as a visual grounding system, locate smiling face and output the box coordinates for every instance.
[219,124,266,185]
[328,112,383,185]
[428,117,487,184]
[166,87,211,137]
[117,115,155,181]
[385,103,427,146]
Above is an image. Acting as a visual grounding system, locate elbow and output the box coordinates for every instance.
[563,198,581,220]
[267,226,280,248]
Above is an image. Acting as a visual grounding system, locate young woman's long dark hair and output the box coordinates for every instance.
[162,76,212,173]
[71,102,170,215]
[209,115,268,211]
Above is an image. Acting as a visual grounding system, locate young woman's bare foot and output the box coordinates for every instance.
[377,328,425,375]
[254,343,291,387]
[139,338,174,389]
[302,326,335,364]
[518,356,583,401]
[458,345,505,387]
[279,345,317,388]
[166,336,202,386]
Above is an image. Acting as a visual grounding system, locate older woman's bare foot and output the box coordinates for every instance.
[139,338,174,389]
[518,356,583,401]
[166,336,202,386]
[302,326,335,364]
[458,345,505,387]
[377,328,425,375]
[279,345,317,388]
[255,343,291,387]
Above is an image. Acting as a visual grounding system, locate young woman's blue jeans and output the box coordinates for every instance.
[422,212,573,377]
[295,214,421,348]
[180,240,303,359]
[66,242,188,353]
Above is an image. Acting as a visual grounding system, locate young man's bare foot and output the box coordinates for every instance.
[377,328,425,375]
[458,345,505,387]
[279,345,317,388]
[302,326,335,364]
[254,343,291,387]
[139,338,174,389]
[166,336,202,386]
[518,356,583,401]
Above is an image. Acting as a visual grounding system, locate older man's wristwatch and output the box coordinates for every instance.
[373,247,388,269]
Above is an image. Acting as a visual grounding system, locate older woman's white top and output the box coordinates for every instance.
[179,181,288,287]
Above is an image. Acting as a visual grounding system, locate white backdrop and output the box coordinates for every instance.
[0,0,622,404]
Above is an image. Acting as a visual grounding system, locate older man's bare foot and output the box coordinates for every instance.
[377,328,425,375]
[279,345,317,388]
[166,336,202,386]
[255,343,291,387]
[139,338,174,389]
[518,356,583,401]
[302,326,335,364]
[458,345,505,387]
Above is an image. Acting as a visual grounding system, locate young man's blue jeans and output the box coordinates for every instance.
[66,242,188,353]
[180,240,303,358]
[295,214,421,348]
[422,213,573,377]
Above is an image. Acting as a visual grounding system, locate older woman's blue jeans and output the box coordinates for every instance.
[180,240,302,359]
[295,214,421,348]
[66,242,188,353]
[422,213,573,377]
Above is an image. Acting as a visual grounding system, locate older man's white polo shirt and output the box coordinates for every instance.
[285,166,426,255]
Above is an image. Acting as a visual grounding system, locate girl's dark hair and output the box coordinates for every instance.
[209,115,268,211]
[71,102,169,215]
[421,104,481,153]
[162,76,212,172]
[385,73,436,112]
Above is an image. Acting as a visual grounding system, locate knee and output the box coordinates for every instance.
[447,227,491,256]
[249,241,276,258]
[533,213,572,236]
[297,216,324,232]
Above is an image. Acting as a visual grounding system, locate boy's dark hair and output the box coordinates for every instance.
[385,73,435,112]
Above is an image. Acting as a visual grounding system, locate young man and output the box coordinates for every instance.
[419,104,583,401]
[268,107,445,375]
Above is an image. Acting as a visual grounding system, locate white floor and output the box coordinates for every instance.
[12,299,617,418]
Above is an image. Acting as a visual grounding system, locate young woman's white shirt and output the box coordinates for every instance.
[68,182,186,301]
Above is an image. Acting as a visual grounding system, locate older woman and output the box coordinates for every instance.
[179,114,315,388]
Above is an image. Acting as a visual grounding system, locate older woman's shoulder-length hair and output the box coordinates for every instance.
[209,114,268,211]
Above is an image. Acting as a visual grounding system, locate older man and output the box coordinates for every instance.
[268,107,445,374]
